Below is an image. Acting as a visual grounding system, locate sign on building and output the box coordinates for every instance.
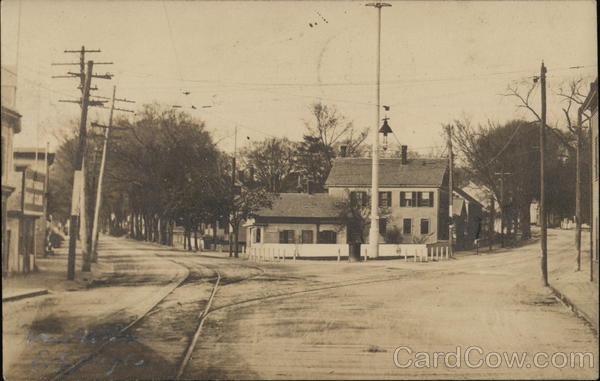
[21,168,45,216]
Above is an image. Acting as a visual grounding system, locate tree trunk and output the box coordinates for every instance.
[520,202,531,240]
[212,221,218,251]
[194,228,199,251]
[154,216,159,243]
[187,229,192,251]
[129,213,134,238]
[168,220,174,246]
[233,223,239,258]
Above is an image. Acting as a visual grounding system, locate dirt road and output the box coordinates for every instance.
[4,231,597,380]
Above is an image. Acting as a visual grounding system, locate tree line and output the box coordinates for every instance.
[48,101,368,254]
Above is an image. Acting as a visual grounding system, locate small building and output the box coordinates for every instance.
[453,188,484,250]
[246,193,346,247]
[13,147,55,258]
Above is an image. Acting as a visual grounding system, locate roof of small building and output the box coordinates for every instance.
[325,157,447,187]
[453,198,466,216]
[254,193,343,219]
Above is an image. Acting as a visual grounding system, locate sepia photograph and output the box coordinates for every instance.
[1,0,598,380]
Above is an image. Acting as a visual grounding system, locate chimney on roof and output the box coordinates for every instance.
[401,145,408,165]
[340,144,348,157]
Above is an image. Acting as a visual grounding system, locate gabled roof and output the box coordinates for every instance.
[325,158,447,188]
[254,193,342,219]
[454,188,484,207]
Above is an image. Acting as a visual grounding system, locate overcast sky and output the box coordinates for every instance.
[1,0,597,154]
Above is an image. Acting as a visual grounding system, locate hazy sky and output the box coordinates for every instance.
[1,0,597,154]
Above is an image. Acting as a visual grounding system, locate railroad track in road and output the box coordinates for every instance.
[46,254,265,381]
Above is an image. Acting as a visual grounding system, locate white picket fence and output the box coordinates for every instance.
[245,242,450,263]
[360,244,448,262]
[245,244,348,262]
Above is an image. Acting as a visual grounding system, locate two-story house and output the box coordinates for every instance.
[325,153,449,244]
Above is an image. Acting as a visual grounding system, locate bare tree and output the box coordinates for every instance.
[504,77,592,270]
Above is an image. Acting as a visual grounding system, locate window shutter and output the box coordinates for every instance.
[279,231,285,243]
[412,192,417,207]
[429,192,434,207]
[387,192,392,207]
[417,192,423,207]
[421,219,429,234]
[400,192,406,207]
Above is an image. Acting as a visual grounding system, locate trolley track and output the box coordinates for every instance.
[49,252,423,381]
[48,254,265,381]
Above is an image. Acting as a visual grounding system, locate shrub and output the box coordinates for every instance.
[384,226,403,244]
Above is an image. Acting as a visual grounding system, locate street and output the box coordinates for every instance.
[3,229,597,380]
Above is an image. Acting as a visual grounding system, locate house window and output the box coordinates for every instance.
[420,219,430,235]
[255,228,261,243]
[379,218,387,235]
[301,230,313,244]
[403,219,412,235]
[318,230,337,244]
[400,191,417,207]
[378,191,392,207]
[279,230,295,243]
[350,191,368,207]
[418,192,434,207]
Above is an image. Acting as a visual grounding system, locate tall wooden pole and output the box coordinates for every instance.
[447,125,454,257]
[589,117,594,282]
[67,61,93,280]
[575,109,582,271]
[499,175,505,248]
[540,61,548,287]
[91,86,116,262]
[489,197,495,252]
[366,2,390,259]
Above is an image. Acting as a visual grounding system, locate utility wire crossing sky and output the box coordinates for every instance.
[1,1,597,154]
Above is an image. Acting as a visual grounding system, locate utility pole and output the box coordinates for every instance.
[90,86,134,262]
[589,115,594,282]
[447,125,454,257]
[66,61,93,280]
[489,196,495,252]
[540,61,548,287]
[230,125,238,258]
[52,47,112,279]
[366,2,391,259]
[494,171,512,248]
[575,108,583,271]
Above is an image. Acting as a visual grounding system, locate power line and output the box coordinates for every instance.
[162,1,184,82]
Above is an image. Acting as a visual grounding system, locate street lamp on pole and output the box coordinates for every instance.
[366,2,391,259]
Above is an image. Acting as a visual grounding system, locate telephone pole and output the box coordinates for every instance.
[540,61,548,287]
[575,108,583,271]
[366,2,391,259]
[489,196,495,252]
[495,171,512,248]
[230,125,238,258]
[90,86,134,262]
[52,47,112,279]
[67,61,93,279]
[447,125,454,257]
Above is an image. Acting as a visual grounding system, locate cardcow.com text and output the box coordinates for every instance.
[393,346,595,369]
